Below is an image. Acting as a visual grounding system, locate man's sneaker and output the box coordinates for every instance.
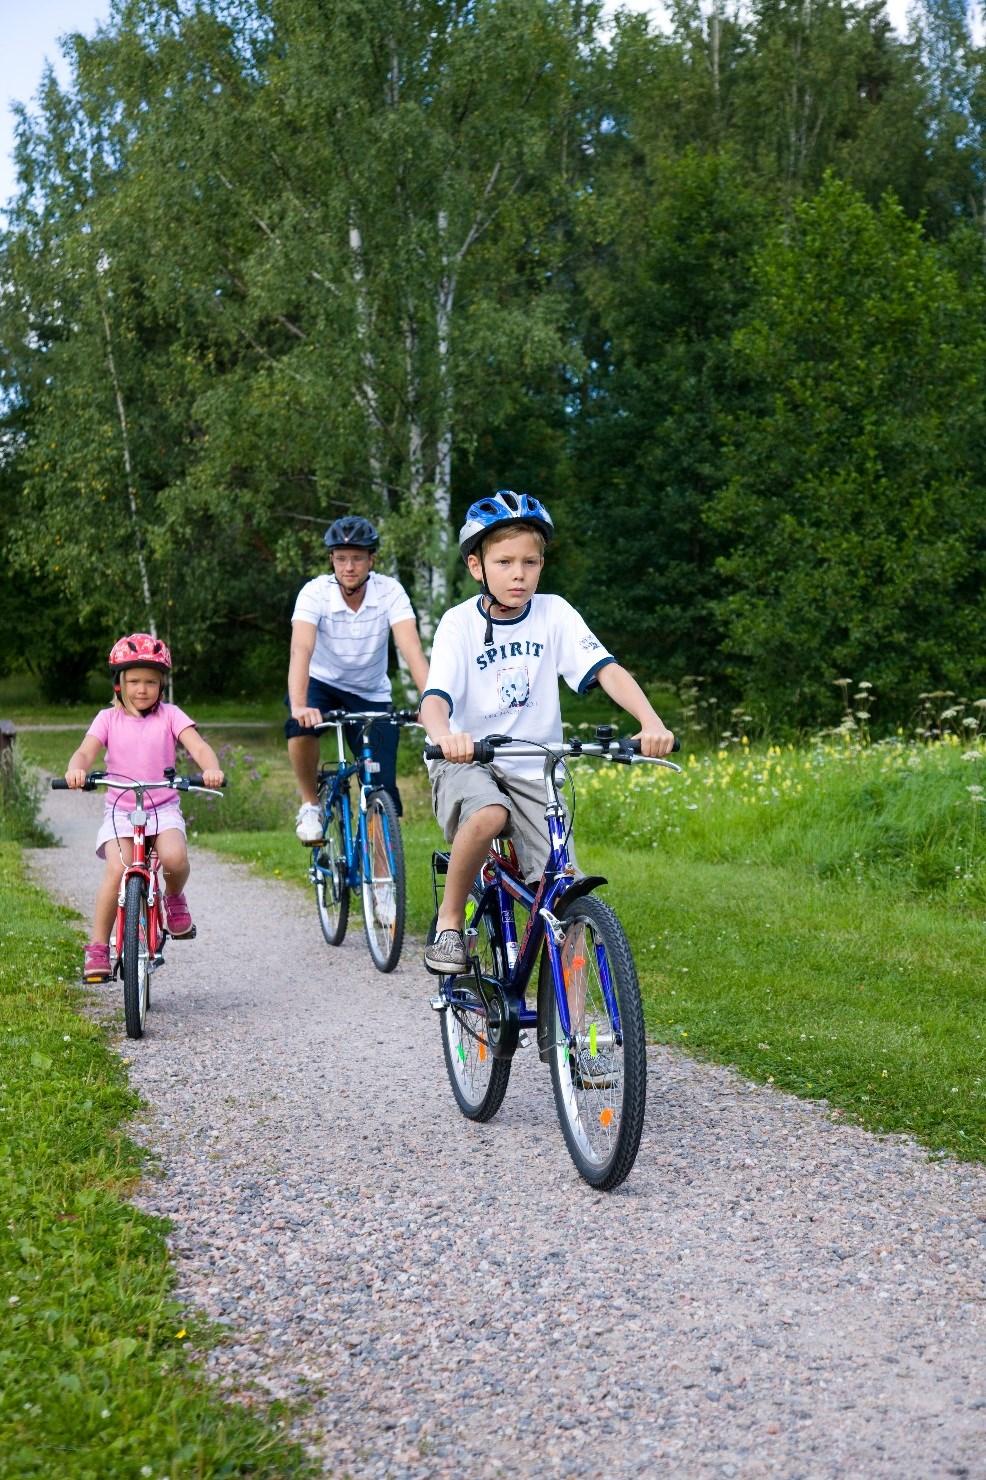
[82,942,111,983]
[374,879,396,928]
[573,1047,617,1091]
[424,929,469,975]
[163,892,195,938]
[296,802,323,845]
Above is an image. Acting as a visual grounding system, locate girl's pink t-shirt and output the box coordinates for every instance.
[87,702,196,812]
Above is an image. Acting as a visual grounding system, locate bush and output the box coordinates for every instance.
[179,743,287,834]
[0,750,54,846]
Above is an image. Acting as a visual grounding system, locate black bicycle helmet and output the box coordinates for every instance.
[324,515,380,551]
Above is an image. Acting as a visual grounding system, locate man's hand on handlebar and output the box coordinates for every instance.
[291,704,325,729]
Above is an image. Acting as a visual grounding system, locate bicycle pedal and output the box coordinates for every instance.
[429,996,447,1011]
[518,1030,531,1049]
[169,925,197,940]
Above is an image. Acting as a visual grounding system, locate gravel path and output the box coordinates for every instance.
[28,793,986,1479]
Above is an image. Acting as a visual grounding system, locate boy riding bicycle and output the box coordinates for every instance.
[420,489,675,975]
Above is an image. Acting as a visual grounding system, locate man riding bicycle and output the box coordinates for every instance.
[287,514,430,844]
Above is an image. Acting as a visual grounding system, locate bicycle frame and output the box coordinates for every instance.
[314,712,397,891]
[435,738,681,1054]
[111,789,166,968]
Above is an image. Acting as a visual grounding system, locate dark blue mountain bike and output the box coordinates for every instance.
[424,726,681,1191]
[309,707,417,973]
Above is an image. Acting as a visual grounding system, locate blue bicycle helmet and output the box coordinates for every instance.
[458,489,554,562]
[324,515,380,551]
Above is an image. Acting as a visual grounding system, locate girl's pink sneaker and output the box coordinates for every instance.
[163,892,195,938]
[83,942,112,983]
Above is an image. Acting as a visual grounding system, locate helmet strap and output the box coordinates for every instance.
[478,551,495,646]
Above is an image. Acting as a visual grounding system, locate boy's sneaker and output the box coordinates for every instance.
[296,802,323,844]
[423,929,469,975]
[163,892,195,938]
[82,942,112,983]
[573,1047,617,1091]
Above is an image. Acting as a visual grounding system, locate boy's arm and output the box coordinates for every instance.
[596,664,676,757]
[177,726,225,789]
[420,693,474,762]
[391,618,430,696]
[65,735,103,788]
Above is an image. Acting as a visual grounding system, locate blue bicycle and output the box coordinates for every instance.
[424,726,681,1190]
[309,707,417,973]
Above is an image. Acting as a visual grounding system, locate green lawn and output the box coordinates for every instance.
[0,846,314,1479]
[204,732,986,1163]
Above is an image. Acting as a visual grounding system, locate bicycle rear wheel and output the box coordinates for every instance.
[122,873,150,1040]
[360,789,405,973]
[312,791,349,946]
[542,893,647,1191]
[438,888,511,1121]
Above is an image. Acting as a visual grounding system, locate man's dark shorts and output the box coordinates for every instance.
[284,678,402,815]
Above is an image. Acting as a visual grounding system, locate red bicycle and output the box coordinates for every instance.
[51,768,224,1038]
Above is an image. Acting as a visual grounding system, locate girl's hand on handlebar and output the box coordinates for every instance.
[201,769,225,789]
[291,704,325,729]
[431,731,475,763]
[65,768,88,789]
[633,724,677,758]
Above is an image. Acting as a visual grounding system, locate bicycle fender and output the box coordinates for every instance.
[536,876,607,1062]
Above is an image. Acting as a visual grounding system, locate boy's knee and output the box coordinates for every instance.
[462,803,509,839]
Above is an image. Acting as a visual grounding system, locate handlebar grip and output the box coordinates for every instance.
[423,739,498,764]
[626,736,680,755]
[177,773,227,789]
[50,778,70,790]
[51,777,100,791]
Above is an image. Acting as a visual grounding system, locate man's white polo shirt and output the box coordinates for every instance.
[291,572,415,701]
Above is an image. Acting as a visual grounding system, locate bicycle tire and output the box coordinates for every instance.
[438,889,511,1122]
[542,893,647,1191]
[360,788,405,973]
[312,786,350,947]
[122,873,150,1040]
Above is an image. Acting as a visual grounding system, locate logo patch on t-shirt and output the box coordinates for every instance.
[497,664,530,709]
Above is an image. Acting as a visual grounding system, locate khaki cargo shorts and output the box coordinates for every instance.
[430,760,579,883]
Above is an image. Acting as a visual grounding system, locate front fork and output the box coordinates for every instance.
[535,880,619,1064]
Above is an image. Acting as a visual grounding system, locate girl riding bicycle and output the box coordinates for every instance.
[63,633,223,983]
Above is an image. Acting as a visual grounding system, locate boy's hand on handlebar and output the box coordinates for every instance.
[291,704,325,729]
[431,731,475,763]
[65,769,88,789]
[633,723,677,758]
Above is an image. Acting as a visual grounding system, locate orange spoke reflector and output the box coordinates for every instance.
[478,1041,487,1063]
[599,1107,615,1128]
[570,956,586,970]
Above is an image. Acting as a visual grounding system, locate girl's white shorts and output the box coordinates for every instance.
[95,801,187,859]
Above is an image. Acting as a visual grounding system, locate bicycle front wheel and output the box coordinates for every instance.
[438,889,511,1121]
[543,893,647,1191]
[313,795,349,946]
[122,873,150,1040]
[360,789,405,973]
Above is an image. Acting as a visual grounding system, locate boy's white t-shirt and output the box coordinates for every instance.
[423,593,614,779]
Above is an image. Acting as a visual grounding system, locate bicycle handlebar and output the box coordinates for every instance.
[51,772,227,792]
[314,707,419,731]
[423,734,681,768]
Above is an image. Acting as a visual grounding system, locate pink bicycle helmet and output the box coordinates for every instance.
[108,632,173,688]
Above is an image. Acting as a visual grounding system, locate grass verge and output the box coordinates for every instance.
[0,844,315,1479]
[208,811,985,1164]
